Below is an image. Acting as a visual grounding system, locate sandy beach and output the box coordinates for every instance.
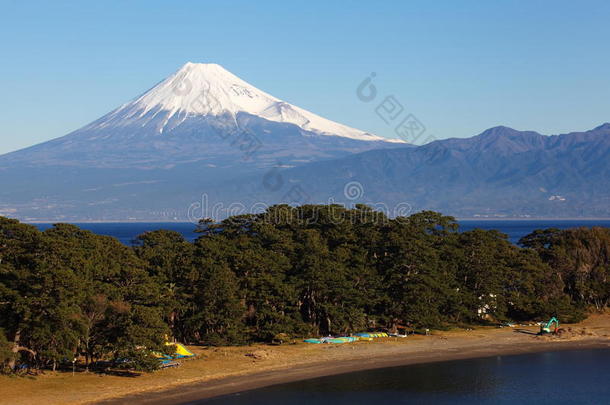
[2,315,609,405]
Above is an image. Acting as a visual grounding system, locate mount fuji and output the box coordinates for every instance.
[5,63,604,221]
[2,62,400,169]
[0,62,404,221]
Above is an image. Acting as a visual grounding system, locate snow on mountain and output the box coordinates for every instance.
[87,62,392,141]
[0,62,410,220]
[0,62,405,171]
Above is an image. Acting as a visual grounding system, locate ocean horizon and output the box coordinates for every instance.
[31,219,610,246]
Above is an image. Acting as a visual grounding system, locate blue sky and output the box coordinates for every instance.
[1,0,609,154]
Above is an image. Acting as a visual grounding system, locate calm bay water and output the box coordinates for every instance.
[459,219,610,244]
[199,349,610,405]
[34,222,200,245]
[33,219,610,245]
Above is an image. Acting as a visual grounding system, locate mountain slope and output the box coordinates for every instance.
[253,124,610,218]
[0,62,404,221]
[104,62,382,140]
[0,63,400,170]
[3,123,609,220]
[1,62,607,220]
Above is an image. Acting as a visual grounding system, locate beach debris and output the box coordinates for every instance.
[539,317,560,334]
[303,330,421,344]
[245,350,273,360]
[160,361,181,369]
[354,332,389,339]
[536,326,598,341]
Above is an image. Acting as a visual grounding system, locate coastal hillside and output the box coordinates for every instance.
[1,206,608,374]
[2,121,609,220]
[264,124,610,218]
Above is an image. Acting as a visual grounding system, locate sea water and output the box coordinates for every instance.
[199,349,610,405]
[34,219,610,245]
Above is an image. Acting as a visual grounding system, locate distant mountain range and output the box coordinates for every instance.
[257,124,610,218]
[0,62,608,221]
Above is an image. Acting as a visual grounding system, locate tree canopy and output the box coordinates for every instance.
[1,207,608,373]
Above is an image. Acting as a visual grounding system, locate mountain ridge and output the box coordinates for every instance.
[3,122,608,220]
[0,62,403,170]
[0,63,607,220]
[256,123,610,218]
[0,62,405,220]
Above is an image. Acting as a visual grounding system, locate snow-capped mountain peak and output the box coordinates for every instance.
[133,62,274,118]
[91,62,394,141]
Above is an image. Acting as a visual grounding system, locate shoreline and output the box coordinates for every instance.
[95,339,610,405]
[457,217,610,221]
[21,218,610,224]
[3,316,608,405]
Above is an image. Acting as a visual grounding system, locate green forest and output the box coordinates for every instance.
[1,205,609,372]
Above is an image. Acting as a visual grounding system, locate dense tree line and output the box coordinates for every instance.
[1,205,608,372]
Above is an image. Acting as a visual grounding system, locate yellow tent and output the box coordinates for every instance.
[165,342,196,358]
